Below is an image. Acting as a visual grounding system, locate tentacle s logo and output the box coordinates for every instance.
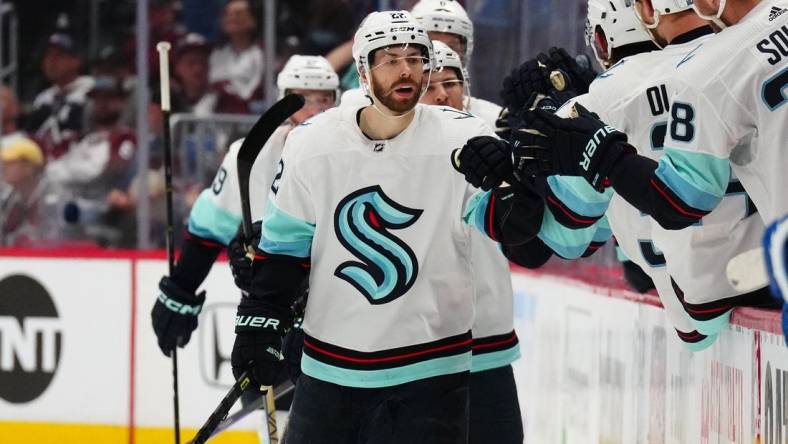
[334,186,423,304]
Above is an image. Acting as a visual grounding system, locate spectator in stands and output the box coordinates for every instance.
[125,0,186,82]
[26,32,94,160]
[172,33,217,115]
[46,76,137,247]
[1,86,22,138]
[209,0,265,113]
[0,136,54,246]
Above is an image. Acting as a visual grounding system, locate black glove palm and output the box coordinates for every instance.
[511,103,631,191]
[152,276,206,356]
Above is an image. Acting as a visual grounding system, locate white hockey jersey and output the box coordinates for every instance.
[659,0,788,225]
[260,104,498,388]
[552,29,764,342]
[466,96,502,129]
[187,124,292,245]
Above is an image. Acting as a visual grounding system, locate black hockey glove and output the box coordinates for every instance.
[228,221,262,294]
[542,47,597,95]
[231,298,292,387]
[501,58,553,111]
[511,103,632,192]
[451,136,513,191]
[152,276,206,356]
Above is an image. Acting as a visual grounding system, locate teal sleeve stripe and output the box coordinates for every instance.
[463,190,492,234]
[259,199,315,258]
[592,216,613,243]
[301,351,471,388]
[616,245,629,262]
[547,175,612,217]
[187,189,242,245]
[537,209,596,259]
[656,148,729,211]
[470,344,521,373]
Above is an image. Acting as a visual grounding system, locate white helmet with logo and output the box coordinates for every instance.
[352,10,434,115]
[429,40,464,78]
[277,55,339,101]
[411,0,474,61]
[586,0,652,68]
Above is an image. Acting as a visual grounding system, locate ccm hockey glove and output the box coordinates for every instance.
[152,276,206,356]
[511,103,632,192]
[231,297,292,387]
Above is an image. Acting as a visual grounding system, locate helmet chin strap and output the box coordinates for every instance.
[693,0,728,28]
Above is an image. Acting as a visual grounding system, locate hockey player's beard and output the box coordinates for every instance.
[372,76,421,114]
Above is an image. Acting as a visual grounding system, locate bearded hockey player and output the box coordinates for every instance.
[229,11,542,443]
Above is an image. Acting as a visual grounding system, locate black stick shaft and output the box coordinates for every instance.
[157,40,180,444]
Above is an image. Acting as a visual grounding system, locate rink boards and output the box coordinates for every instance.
[0,250,784,443]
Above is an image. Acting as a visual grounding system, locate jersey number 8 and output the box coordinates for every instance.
[669,102,695,143]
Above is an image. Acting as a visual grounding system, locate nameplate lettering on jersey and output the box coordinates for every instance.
[756,25,788,66]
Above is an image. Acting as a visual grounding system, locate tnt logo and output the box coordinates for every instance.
[0,274,63,403]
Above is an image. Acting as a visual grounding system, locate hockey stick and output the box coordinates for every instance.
[187,370,259,444]
[237,93,305,240]
[727,247,769,293]
[156,40,181,444]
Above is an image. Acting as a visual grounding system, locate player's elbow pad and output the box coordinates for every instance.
[503,237,553,269]
[491,186,545,246]
[249,254,310,309]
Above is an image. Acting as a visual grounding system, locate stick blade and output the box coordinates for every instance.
[726,247,769,293]
[237,94,305,238]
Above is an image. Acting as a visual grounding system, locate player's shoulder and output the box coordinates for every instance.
[466,97,503,127]
[676,5,788,85]
[419,104,493,139]
[280,106,360,162]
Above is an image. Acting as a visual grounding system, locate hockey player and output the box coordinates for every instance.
[506,0,787,335]
[150,55,339,357]
[229,11,543,443]
[420,40,523,444]
[411,0,503,126]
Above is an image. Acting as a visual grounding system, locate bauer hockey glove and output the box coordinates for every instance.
[232,296,291,387]
[512,103,632,192]
[152,276,206,356]
[452,136,514,191]
[228,221,263,294]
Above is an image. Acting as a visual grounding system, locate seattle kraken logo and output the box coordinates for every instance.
[334,186,423,305]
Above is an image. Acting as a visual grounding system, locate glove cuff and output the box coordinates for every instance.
[158,276,206,316]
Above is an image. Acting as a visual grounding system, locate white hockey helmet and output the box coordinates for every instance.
[411,0,474,61]
[585,0,652,68]
[277,55,340,101]
[631,0,694,30]
[352,10,434,115]
[428,40,464,79]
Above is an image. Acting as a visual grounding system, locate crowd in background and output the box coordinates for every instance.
[0,0,581,249]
